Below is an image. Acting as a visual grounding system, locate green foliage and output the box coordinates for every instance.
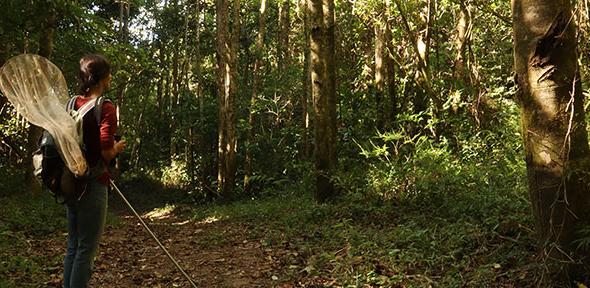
[2,0,587,284]
[0,190,122,287]
[161,156,191,188]
[189,175,537,286]
[0,193,66,287]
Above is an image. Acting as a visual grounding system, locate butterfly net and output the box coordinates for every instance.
[0,54,87,176]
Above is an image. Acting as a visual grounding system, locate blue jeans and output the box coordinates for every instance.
[63,179,108,288]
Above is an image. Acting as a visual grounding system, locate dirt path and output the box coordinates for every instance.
[39,203,296,287]
[92,211,281,287]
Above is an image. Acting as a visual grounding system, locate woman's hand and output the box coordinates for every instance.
[102,139,127,163]
[114,139,127,154]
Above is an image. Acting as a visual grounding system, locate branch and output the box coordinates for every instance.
[471,0,512,26]
[392,0,440,110]
[0,130,25,160]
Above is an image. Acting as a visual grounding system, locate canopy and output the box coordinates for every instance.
[0,54,87,176]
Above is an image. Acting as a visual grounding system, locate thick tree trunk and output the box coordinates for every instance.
[216,0,238,200]
[512,0,590,279]
[309,0,337,202]
[244,0,267,192]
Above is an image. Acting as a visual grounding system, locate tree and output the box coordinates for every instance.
[301,0,312,160]
[279,0,291,70]
[309,0,337,202]
[512,0,590,279]
[374,1,390,130]
[216,0,238,200]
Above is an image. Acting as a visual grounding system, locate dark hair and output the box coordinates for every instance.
[79,54,111,95]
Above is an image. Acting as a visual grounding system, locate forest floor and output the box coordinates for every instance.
[1,175,548,287]
[39,201,293,287]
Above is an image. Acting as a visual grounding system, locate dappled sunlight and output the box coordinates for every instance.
[143,204,176,220]
[196,215,223,225]
[3,0,590,286]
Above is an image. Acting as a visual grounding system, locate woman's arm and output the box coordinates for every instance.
[99,101,125,163]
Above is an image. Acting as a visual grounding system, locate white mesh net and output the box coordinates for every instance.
[0,54,87,176]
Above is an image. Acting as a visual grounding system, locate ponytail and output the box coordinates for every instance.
[79,54,111,95]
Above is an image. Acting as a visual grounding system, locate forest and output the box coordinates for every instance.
[1,0,590,286]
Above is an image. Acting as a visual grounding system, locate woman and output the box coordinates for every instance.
[63,54,126,288]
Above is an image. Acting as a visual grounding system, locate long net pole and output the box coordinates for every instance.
[110,180,198,288]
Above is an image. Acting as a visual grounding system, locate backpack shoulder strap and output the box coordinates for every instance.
[77,98,98,118]
[93,97,112,125]
[66,96,78,112]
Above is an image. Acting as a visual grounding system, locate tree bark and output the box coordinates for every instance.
[512,0,590,278]
[216,0,238,200]
[309,0,337,202]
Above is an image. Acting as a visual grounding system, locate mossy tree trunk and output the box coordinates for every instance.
[512,0,590,279]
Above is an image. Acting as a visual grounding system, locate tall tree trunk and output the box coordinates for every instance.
[27,3,56,194]
[278,0,291,70]
[451,0,473,115]
[194,0,209,191]
[512,0,590,279]
[244,0,267,192]
[394,0,438,115]
[309,0,337,202]
[155,3,166,115]
[453,0,470,86]
[374,2,387,130]
[384,0,397,123]
[302,0,311,159]
[281,0,293,123]
[216,0,238,200]
[170,0,181,159]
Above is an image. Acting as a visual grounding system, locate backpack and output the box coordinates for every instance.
[32,96,110,203]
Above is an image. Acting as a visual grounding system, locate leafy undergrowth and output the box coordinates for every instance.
[0,192,66,288]
[0,192,120,288]
[190,187,540,287]
[1,175,542,287]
